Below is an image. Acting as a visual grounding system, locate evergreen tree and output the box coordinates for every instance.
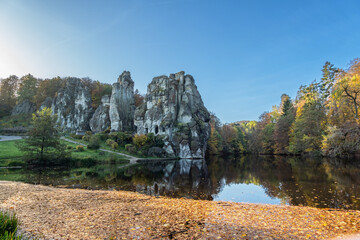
[320,61,338,100]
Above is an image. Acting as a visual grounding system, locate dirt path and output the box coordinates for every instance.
[61,137,139,163]
[0,181,359,240]
[61,137,178,163]
[0,135,23,141]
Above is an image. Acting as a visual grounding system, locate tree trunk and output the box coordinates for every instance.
[41,137,44,163]
[354,98,359,119]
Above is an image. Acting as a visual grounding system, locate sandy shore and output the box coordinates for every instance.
[0,181,359,239]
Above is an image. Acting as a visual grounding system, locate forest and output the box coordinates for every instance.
[207,58,360,159]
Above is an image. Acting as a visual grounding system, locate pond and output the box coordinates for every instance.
[1,155,360,210]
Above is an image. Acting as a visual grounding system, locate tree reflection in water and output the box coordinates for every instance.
[0,155,359,210]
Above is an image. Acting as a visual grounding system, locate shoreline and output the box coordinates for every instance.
[0,181,359,239]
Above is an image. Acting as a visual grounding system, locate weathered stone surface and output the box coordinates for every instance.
[39,97,53,111]
[109,71,135,132]
[52,78,93,131]
[11,99,36,115]
[135,71,210,159]
[89,95,111,132]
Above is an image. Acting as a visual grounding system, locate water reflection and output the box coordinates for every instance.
[0,155,359,210]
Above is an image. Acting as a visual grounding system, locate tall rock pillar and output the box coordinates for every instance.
[109,71,135,132]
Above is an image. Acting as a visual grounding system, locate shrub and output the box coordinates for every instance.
[66,145,73,150]
[106,139,115,147]
[146,133,164,148]
[109,132,133,146]
[109,132,118,141]
[103,127,111,134]
[87,135,101,149]
[322,122,360,158]
[76,145,85,152]
[133,134,148,149]
[82,135,91,142]
[82,131,93,141]
[125,144,136,153]
[111,142,119,149]
[96,133,108,141]
[7,160,24,167]
[70,133,83,139]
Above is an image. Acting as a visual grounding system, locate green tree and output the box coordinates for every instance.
[320,61,338,100]
[16,108,68,165]
[274,94,295,154]
[17,74,38,103]
[289,84,326,155]
[0,75,18,117]
[34,77,65,108]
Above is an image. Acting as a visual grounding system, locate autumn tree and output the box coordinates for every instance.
[248,112,274,154]
[207,113,223,155]
[34,77,65,108]
[81,77,112,109]
[332,60,360,120]
[134,89,145,107]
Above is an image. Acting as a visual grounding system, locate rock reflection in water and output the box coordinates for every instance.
[135,159,213,200]
[0,155,360,210]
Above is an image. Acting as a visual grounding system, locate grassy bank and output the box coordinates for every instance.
[0,140,24,167]
[0,140,129,168]
[65,135,159,159]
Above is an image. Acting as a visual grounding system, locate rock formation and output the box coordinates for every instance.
[89,95,111,132]
[134,71,210,159]
[11,99,36,115]
[39,97,53,111]
[52,78,93,131]
[109,71,135,132]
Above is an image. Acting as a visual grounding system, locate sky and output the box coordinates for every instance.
[0,0,360,123]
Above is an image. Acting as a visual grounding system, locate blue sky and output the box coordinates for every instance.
[0,0,359,122]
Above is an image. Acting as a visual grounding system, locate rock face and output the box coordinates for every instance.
[11,99,36,115]
[109,71,135,132]
[52,78,93,131]
[89,95,111,132]
[39,97,53,111]
[134,71,210,159]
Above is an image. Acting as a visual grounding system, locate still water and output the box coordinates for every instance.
[1,155,359,210]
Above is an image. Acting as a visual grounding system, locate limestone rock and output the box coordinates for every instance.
[52,78,93,131]
[109,71,135,132]
[135,71,210,159]
[89,95,111,132]
[39,97,53,110]
[11,99,36,115]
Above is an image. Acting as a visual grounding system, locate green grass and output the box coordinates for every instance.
[0,141,23,159]
[65,135,159,159]
[0,140,25,167]
[0,140,129,167]
[61,140,129,163]
[0,211,23,240]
